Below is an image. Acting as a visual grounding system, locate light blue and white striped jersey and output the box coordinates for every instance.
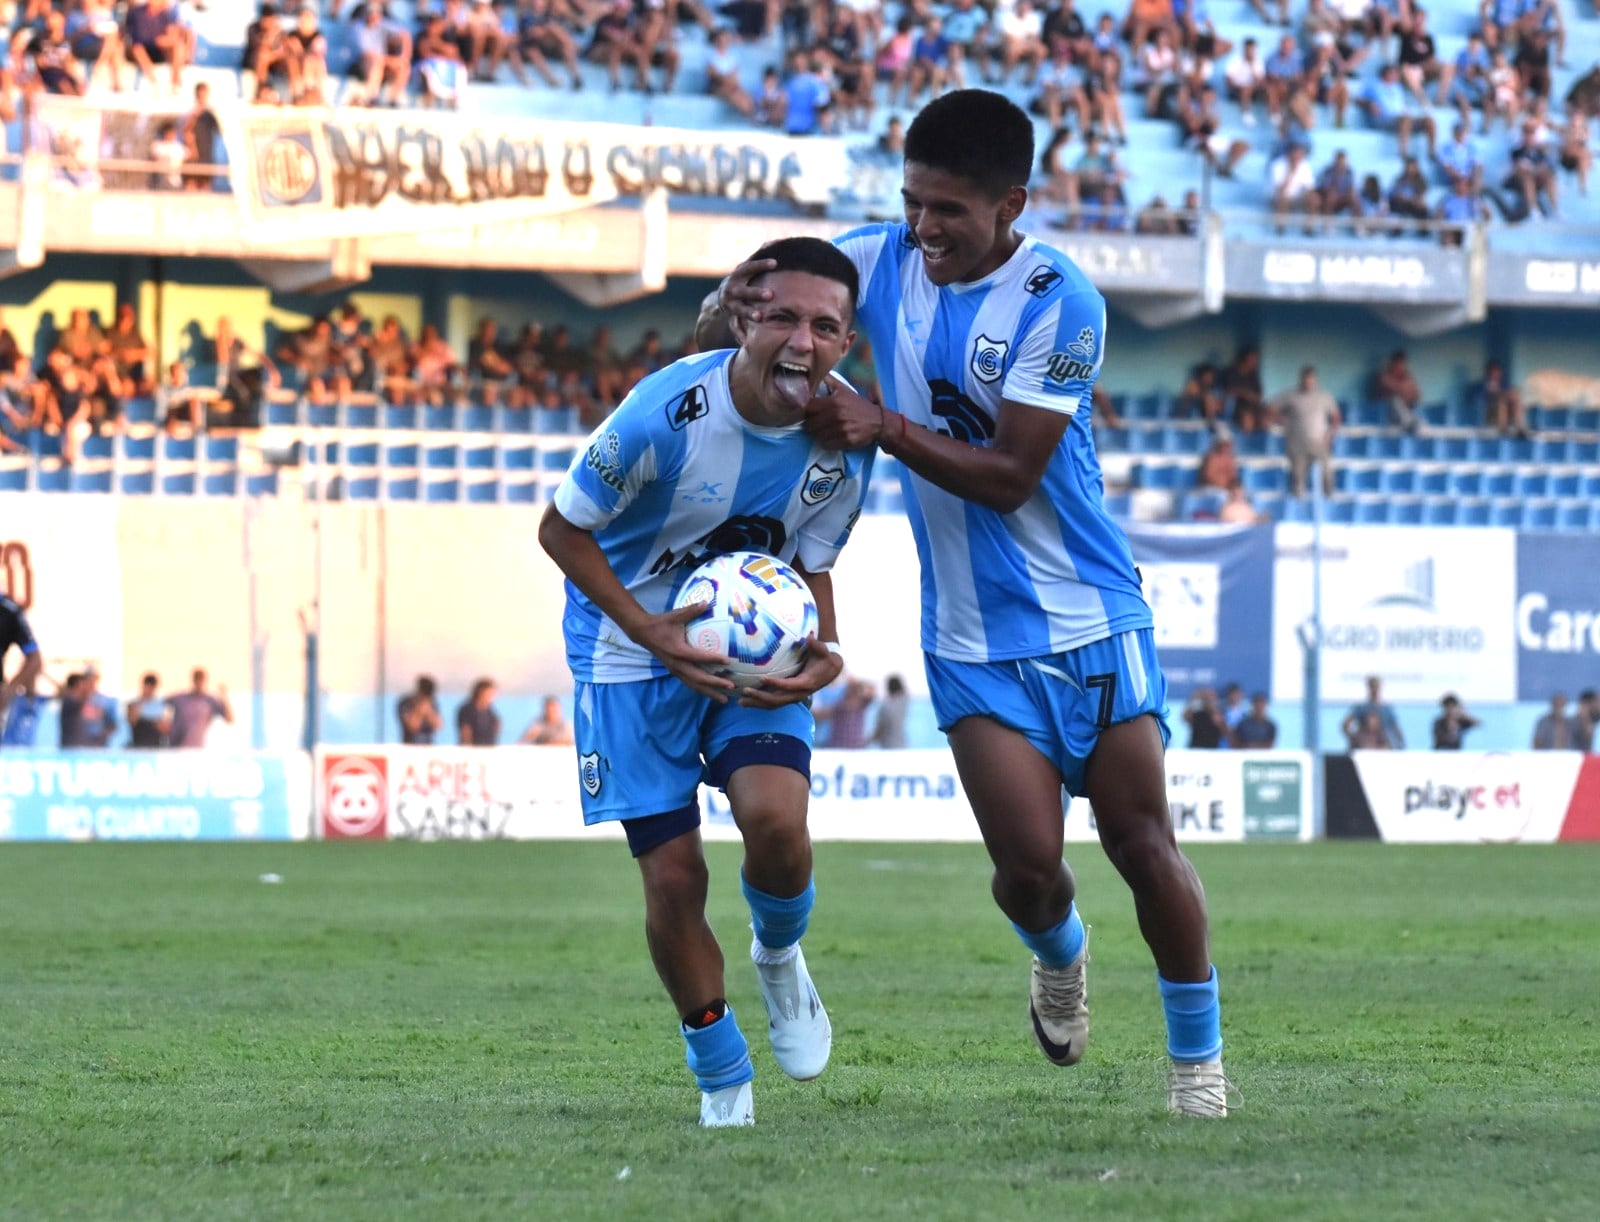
[834,221,1150,662]
[553,349,873,683]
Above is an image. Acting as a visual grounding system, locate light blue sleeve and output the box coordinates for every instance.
[553,376,684,530]
[1000,287,1106,416]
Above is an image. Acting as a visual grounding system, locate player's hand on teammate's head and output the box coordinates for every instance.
[718,258,777,326]
[736,636,843,709]
[642,602,738,704]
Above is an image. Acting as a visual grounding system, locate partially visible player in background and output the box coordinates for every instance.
[538,237,872,1128]
[0,591,43,747]
[700,90,1232,1117]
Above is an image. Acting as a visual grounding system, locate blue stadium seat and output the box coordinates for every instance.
[35,465,69,492]
[541,446,578,472]
[1571,441,1600,465]
[1096,426,1130,452]
[1168,428,1210,455]
[460,405,495,432]
[1467,436,1500,463]
[1254,493,1284,520]
[463,444,496,470]
[465,478,500,504]
[1536,406,1572,432]
[1488,501,1521,528]
[162,471,197,495]
[1521,502,1558,531]
[307,403,339,428]
[1580,473,1600,500]
[1179,490,1227,521]
[1325,499,1356,523]
[1336,433,1368,459]
[245,472,279,497]
[1278,497,1311,523]
[80,434,114,461]
[500,443,536,471]
[1438,437,1471,461]
[1550,471,1582,498]
[1422,499,1454,526]
[1532,438,1567,464]
[1234,430,1270,458]
[119,434,157,461]
[264,400,301,428]
[1555,502,1595,532]
[123,397,158,426]
[203,470,238,496]
[423,478,460,503]
[422,405,457,431]
[384,442,419,466]
[345,475,381,501]
[504,477,539,504]
[1482,470,1516,498]
[1497,436,1534,464]
[1417,468,1449,496]
[1456,501,1491,527]
[160,435,198,462]
[423,444,459,469]
[1354,498,1388,524]
[1340,467,1382,495]
[382,403,418,430]
[1572,408,1600,433]
[119,469,155,495]
[1518,470,1551,498]
[386,476,420,501]
[1240,466,1281,494]
[1383,468,1418,495]
[1369,434,1403,460]
[0,463,27,492]
[1122,427,1161,454]
[345,441,380,467]
[1387,499,1424,525]
[1102,491,1132,517]
[69,468,113,493]
[203,435,239,462]
[534,406,578,434]
[869,483,905,514]
[1450,470,1484,497]
[345,403,379,429]
[501,407,535,435]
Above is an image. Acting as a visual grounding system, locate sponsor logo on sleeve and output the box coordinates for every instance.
[585,429,625,491]
[1045,326,1100,385]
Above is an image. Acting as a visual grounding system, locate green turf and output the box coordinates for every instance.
[2,842,1597,1220]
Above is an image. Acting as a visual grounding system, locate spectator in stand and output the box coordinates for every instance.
[1269,142,1319,234]
[182,81,222,191]
[1182,687,1227,749]
[1178,187,1202,234]
[277,315,349,406]
[703,26,753,117]
[242,3,290,102]
[1303,38,1353,130]
[211,315,280,429]
[397,674,443,744]
[457,677,501,746]
[1574,690,1598,752]
[462,0,516,83]
[1370,348,1424,434]
[1195,433,1238,490]
[1316,150,1361,225]
[1261,33,1302,129]
[1387,155,1433,228]
[26,10,86,96]
[467,317,514,404]
[753,64,785,127]
[1086,47,1129,143]
[1434,120,1481,193]
[908,14,957,103]
[1270,364,1341,497]
[1246,0,1290,27]
[285,5,329,103]
[1468,359,1529,437]
[1436,171,1489,246]
[1223,36,1265,126]
[1218,480,1267,524]
[167,667,233,748]
[150,119,188,190]
[519,694,575,745]
[1515,27,1553,105]
[1134,194,1178,234]
[1072,129,1124,203]
[783,51,832,136]
[1222,345,1266,433]
[1358,62,1438,158]
[815,672,875,749]
[410,323,460,405]
[586,325,625,407]
[351,2,414,105]
[1219,683,1248,739]
[1177,361,1224,427]
[68,0,129,92]
[1180,84,1250,178]
[870,674,909,749]
[1033,36,1090,134]
[124,0,192,94]
[106,303,153,397]
[1431,694,1480,750]
[1123,0,1178,53]
[1232,693,1277,748]
[1558,107,1590,196]
[1397,7,1448,105]
[126,672,171,748]
[418,13,469,107]
[1447,32,1492,127]
[1136,25,1182,119]
[369,314,413,402]
[817,6,876,130]
[76,666,118,748]
[992,0,1047,88]
[1036,125,1081,212]
[1342,675,1404,750]
[1532,692,1577,749]
[58,672,88,748]
[947,0,992,59]
[1491,118,1560,220]
[1355,170,1394,232]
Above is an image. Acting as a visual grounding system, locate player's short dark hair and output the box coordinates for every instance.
[904,90,1035,198]
[747,237,859,317]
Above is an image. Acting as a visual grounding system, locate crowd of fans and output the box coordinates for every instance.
[3,1,1593,231]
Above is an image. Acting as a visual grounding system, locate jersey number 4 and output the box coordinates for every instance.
[666,386,710,431]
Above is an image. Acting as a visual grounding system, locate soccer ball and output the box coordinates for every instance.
[673,551,819,688]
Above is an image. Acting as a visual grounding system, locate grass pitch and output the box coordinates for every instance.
[2,841,1598,1221]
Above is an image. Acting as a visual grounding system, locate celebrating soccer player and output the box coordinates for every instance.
[699,90,1233,1118]
[539,237,871,1128]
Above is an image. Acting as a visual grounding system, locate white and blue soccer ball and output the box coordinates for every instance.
[673,551,819,688]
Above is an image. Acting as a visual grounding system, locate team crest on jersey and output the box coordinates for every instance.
[801,460,843,506]
[585,430,625,491]
[970,335,1009,384]
[579,752,605,798]
[1025,266,1064,297]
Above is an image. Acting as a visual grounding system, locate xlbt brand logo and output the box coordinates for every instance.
[1323,557,1486,653]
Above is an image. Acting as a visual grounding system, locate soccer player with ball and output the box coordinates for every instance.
[700,90,1233,1117]
[538,237,871,1128]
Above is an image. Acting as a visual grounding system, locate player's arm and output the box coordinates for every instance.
[737,563,846,710]
[537,503,735,702]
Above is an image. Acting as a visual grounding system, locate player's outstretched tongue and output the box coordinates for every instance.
[772,362,813,411]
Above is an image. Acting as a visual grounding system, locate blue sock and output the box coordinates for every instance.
[1011,903,1085,969]
[741,873,814,950]
[1159,968,1223,1062]
[681,1006,754,1093]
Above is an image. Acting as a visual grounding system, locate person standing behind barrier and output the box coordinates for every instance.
[1431,694,1480,750]
[456,678,501,746]
[0,590,43,747]
[519,695,574,745]
[1231,693,1276,749]
[870,674,909,749]
[398,675,443,744]
[167,667,233,748]
[127,672,172,747]
[77,666,118,748]
[1342,675,1404,750]
[1270,365,1341,497]
[1532,693,1578,750]
[1574,691,1598,753]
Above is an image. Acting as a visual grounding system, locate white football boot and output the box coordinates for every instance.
[1028,928,1090,1066]
[751,937,832,1081]
[1166,1059,1237,1118]
[699,1080,755,1128]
